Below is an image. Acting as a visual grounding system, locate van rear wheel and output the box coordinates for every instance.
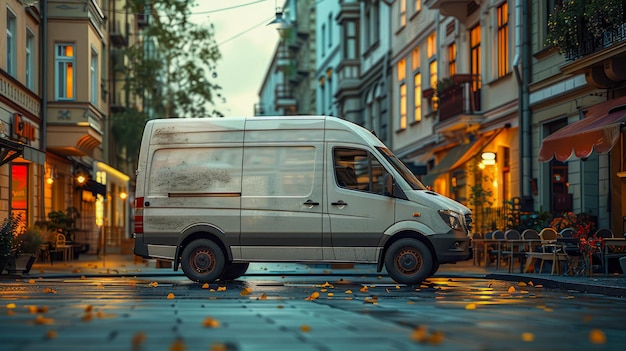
[384,238,433,285]
[220,263,250,281]
[181,239,225,283]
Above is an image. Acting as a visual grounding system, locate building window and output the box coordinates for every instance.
[328,13,333,48]
[448,42,456,76]
[497,2,509,77]
[470,25,481,91]
[26,30,35,90]
[55,43,75,100]
[11,164,29,225]
[427,32,436,59]
[344,21,358,59]
[6,9,17,77]
[412,47,420,70]
[400,0,406,27]
[429,60,437,89]
[398,58,406,81]
[400,83,407,129]
[91,50,98,105]
[321,24,326,56]
[415,0,421,13]
[414,73,422,122]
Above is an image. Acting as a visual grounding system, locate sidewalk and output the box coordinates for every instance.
[10,253,626,297]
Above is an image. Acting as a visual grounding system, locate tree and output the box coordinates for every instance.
[112,0,223,169]
[125,0,223,117]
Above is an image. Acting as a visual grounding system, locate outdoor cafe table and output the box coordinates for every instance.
[472,238,542,270]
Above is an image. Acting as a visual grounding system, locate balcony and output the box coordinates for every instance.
[274,84,297,114]
[424,0,481,22]
[110,20,128,47]
[424,74,483,139]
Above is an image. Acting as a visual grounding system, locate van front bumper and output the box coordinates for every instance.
[430,231,471,264]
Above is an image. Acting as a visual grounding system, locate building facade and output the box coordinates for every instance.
[1,0,132,254]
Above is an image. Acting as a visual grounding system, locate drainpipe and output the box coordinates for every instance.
[514,0,532,211]
[40,0,48,221]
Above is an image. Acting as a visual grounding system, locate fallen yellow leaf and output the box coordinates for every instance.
[410,326,428,342]
[465,303,477,310]
[132,332,147,348]
[259,293,267,300]
[210,343,228,351]
[364,296,378,304]
[305,291,320,300]
[217,286,227,291]
[508,286,516,293]
[521,332,535,342]
[28,279,35,284]
[43,288,56,294]
[429,331,445,345]
[327,293,334,297]
[589,329,606,344]
[360,286,369,293]
[518,281,527,287]
[6,303,16,309]
[45,330,58,339]
[169,338,187,351]
[34,315,54,325]
[321,281,333,288]
[149,282,158,288]
[345,289,353,294]
[300,325,312,332]
[201,283,210,289]
[85,305,93,312]
[240,287,252,296]
[167,293,175,299]
[202,317,220,328]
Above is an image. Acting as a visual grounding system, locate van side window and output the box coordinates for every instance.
[333,148,390,195]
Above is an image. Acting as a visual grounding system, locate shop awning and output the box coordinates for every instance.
[0,137,45,166]
[421,139,479,186]
[539,98,626,162]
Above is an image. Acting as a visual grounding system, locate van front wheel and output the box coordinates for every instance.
[384,238,433,285]
[220,263,250,281]
[181,239,225,283]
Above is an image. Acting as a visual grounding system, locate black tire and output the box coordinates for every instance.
[220,262,250,281]
[428,261,440,277]
[180,239,225,283]
[384,238,433,285]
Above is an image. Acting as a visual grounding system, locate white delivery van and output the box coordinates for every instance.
[133,116,472,284]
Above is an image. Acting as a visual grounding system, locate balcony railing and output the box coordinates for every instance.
[564,22,626,61]
[435,74,481,123]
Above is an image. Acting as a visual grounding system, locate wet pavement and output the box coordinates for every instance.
[1,254,625,350]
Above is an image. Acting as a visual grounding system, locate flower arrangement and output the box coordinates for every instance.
[550,211,596,238]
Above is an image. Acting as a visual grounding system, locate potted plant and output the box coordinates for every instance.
[0,214,21,274]
[5,226,45,274]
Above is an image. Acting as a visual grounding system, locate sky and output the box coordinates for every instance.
[189,0,280,116]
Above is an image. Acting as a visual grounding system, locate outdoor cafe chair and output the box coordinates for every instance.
[501,229,525,273]
[490,230,506,269]
[524,228,567,274]
[559,228,576,238]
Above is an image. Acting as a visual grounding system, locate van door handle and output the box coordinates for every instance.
[304,199,319,207]
[331,200,347,206]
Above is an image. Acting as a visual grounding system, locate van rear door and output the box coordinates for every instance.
[326,144,395,262]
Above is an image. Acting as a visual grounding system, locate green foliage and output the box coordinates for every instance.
[467,162,494,233]
[516,210,554,232]
[15,227,45,254]
[0,213,21,257]
[126,0,223,117]
[35,208,80,242]
[111,108,149,168]
[547,0,624,53]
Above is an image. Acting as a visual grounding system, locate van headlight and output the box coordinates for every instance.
[438,210,464,231]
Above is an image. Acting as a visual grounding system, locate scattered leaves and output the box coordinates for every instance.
[45,330,58,339]
[169,338,187,351]
[518,281,527,287]
[360,286,369,293]
[148,281,158,287]
[300,325,312,332]
[132,332,147,349]
[202,317,220,328]
[465,303,477,310]
[217,286,227,292]
[345,290,353,294]
[364,296,378,304]
[589,329,606,344]
[240,287,252,296]
[72,268,81,273]
[43,288,57,294]
[258,293,267,300]
[28,279,35,284]
[327,293,334,297]
[508,286,516,293]
[305,292,320,301]
[521,332,535,342]
[321,281,333,288]
[201,283,210,289]
[410,326,445,344]
[167,293,175,299]
[34,315,54,325]
[6,303,16,309]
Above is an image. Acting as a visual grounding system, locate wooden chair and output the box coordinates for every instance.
[525,228,567,274]
[501,229,524,272]
[490,230,506,269]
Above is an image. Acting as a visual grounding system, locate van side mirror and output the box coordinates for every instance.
[383,173,394,197]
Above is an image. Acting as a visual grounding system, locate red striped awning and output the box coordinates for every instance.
[538,98,626,162]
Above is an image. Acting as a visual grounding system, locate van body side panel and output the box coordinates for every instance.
[140,119,246,260]
[239,119,325,261]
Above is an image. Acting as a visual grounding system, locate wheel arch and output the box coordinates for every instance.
[377,230,437,272]
[173,224,231,271]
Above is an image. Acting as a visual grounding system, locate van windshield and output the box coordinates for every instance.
[377,147,427,191]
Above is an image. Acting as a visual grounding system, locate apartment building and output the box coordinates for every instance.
[0,0,46,226]
[1,0,132,254]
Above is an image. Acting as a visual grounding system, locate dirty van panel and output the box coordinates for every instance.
[148,147,242,194]
[150,119,245,145]
[327,145,395,262]
[142,146,242,247]
[244,118,325,142]
[239,144,324,261]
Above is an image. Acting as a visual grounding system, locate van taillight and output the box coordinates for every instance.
[134,197,144,234]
